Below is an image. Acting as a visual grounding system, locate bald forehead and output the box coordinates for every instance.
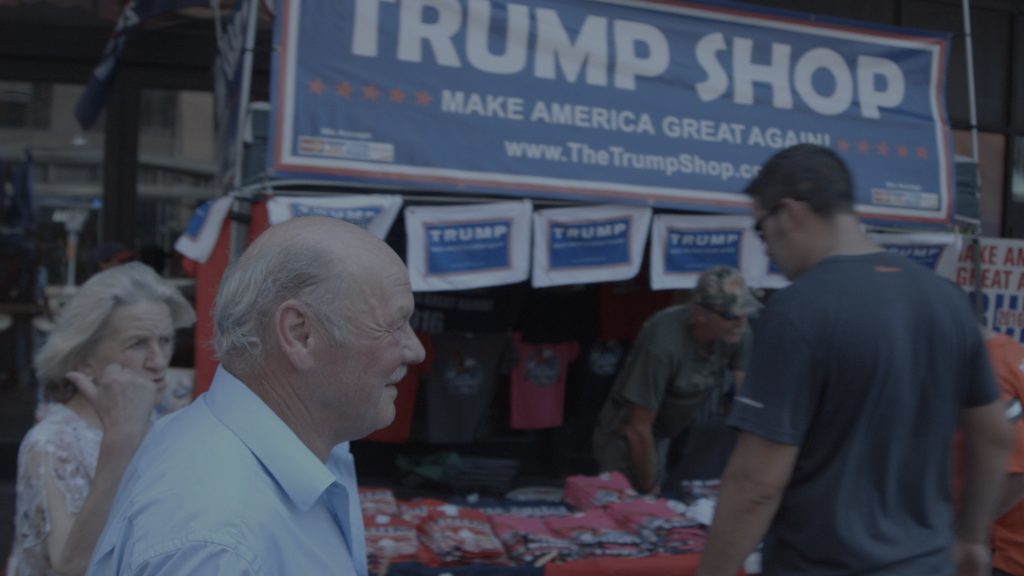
[246,217,383,259]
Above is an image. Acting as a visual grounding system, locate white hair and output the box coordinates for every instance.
[212,238,348,373]
[35,262,196,402]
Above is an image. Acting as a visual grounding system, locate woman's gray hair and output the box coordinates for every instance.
[35,262,196,403]
[213,238,348,372]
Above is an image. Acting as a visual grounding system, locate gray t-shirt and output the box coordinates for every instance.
[603,304,751,439]
[729,252,998,575]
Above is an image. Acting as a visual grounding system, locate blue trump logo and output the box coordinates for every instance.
[426,220,511,274]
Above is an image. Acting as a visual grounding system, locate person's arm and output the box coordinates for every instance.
[622,404,659,494]
[47,364,160,575]
[696,432,799,576]
[956,400,1013,576]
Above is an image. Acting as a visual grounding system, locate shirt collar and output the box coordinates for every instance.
[205,366,337,511]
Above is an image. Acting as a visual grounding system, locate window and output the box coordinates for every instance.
[0,81,51,129]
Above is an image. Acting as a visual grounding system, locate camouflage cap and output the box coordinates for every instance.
[694,266,762,317]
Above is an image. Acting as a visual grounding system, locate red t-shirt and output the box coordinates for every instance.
[986,334,1024,576]
[509,333,579,430]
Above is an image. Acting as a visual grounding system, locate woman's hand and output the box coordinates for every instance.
[66,363,163,439]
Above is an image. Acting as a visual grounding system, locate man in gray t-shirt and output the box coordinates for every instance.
[696,145,1012,576]
[592,266,758,494]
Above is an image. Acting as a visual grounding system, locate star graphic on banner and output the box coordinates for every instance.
[308,78,325,95]
[415,90,432,106]
[897,145,909,157]
[362,84,381,101]
[858,140,871,154]
[916,146,929,159]
[389,88,407,103]
[837,139,850,151]
[336,82,353,98]
[876,142,889,156]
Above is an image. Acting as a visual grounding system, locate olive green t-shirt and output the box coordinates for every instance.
[603,304,751,438]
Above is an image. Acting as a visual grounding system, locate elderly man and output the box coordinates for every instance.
[87,217,425,575]
[697,144,1012,576]
[592,265,760,494]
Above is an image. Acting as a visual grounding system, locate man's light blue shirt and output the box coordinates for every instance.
[87,366,368,575]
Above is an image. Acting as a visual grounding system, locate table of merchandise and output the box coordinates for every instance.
[360,474,743,576]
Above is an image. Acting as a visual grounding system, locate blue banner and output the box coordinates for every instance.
[406,200,532,291]
[270,0,953,226]
[265,193,403,238]
[532,204,650,288]
[665,228,743,272]
[884,244,944,270]
[426,220,512,274]
[215,0,255,190]
[549,218,630,268]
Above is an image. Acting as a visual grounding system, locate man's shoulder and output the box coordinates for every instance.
[113,399,285,525]
[91,493,279,576]
[99,433,291,574]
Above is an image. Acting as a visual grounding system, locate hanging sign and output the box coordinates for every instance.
[531,204,651,288]
[649,214,761,290]
[265,193,403,239]
[173,195,233,263]
[270,0,952,226]
[868,231,961,280]
[954,237,1024,343]
[404,200,532,292]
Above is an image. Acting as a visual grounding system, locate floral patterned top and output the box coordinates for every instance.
[7,403,101,576]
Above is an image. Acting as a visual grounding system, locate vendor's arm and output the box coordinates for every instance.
[47,365,160,576]
[956,400,1013,576]
[696,432,799,576]
[622,404,659,493]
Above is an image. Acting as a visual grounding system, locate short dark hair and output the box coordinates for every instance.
[745,144,854,217]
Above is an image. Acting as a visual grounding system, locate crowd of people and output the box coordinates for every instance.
[4,144,1021,576]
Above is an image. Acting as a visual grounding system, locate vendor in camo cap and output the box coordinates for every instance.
[592,266,761,494]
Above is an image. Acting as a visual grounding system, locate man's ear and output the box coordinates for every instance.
[276,299,316,370]
[779,197,812,228]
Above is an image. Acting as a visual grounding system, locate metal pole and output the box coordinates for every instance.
[228,0,260,261]
[962,0,979,163]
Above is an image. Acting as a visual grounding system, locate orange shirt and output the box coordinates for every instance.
[986,334,1024,576]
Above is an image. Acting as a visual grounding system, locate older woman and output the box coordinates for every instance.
[6,262,195,576]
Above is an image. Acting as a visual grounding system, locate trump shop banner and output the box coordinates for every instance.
[868,231,960,280]
[954,237,1024,343]
[649,214,760,290]
[531,204,652,288]
[270,0,953,226]
[265,193,403,239]
[404,200,532,291]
